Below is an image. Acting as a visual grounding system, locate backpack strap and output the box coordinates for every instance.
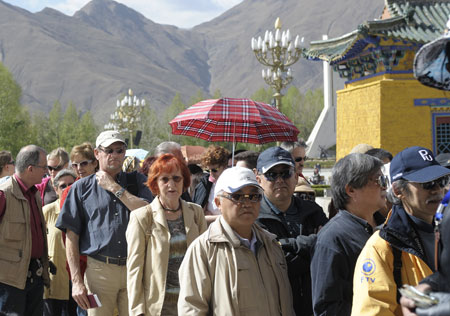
[391,245,403,303]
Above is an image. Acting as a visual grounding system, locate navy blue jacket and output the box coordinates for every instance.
[257,195,328,316]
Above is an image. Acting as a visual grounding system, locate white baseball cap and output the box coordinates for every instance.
[214,166,263,198]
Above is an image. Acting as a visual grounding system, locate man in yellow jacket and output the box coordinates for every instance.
[352,146,450,315]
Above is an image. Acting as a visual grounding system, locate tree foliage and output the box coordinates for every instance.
[0,63,33,154]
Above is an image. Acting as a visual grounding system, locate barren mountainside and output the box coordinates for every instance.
[0,0,384,122]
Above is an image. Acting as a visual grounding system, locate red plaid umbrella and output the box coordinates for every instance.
[169,98,299,144]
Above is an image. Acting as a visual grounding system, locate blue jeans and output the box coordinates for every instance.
[0,276,44,316]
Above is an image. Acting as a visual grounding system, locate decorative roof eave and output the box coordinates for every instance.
[305,16,408,63]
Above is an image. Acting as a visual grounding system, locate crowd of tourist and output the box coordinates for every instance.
[1,131,450,316]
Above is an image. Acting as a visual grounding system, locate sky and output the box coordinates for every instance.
[3,0,244,28]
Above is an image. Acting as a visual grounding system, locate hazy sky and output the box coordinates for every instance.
[3,0,244,28]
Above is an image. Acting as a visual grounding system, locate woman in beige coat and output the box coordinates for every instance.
[126,154,207,316]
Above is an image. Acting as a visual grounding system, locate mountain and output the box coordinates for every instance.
[0,0,385,122]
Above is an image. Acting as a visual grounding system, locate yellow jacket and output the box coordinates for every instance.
[126,198,207,316]
[43,199,70,300]
[351,230,433,316]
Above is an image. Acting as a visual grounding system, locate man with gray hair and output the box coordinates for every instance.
[0,145,50,315]
[281,139,308,180]
[311,153,387,316]
[352,146,450,315]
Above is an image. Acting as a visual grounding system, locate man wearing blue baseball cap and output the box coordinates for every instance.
[352,146,450,315]
[178,167,295,315]
[255,146,328,316]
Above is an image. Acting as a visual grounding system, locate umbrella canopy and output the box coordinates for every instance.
[169,98,299,144]
[414,32,450,91]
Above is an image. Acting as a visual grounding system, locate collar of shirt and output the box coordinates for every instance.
[14,174,38,196]
[409,214,434,233]
[340,209,373,234]
[264,195,295,216]
[235,228,258,255]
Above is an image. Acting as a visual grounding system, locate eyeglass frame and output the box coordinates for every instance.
[48,164,65,172]
[71,160,93,169]
[219,192,263,203]
[158,175,183,184]
[98,146,126,155]
[411,176,450,190]
[263,168,295,182]
[373,175,389,189]
[58,182,74,190]
[294,156,308,163]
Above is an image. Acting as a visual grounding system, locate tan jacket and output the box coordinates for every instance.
[126,198,207,316]
[178,216,295,316]
[0,176,50,289]
[43,199,70,300]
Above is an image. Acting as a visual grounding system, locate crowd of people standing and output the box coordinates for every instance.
[1,132,450,316]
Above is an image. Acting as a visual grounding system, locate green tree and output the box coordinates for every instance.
[0,63,33,154]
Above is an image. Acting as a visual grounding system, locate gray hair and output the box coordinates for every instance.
[388,179,410,205]
[280,139,307,154]
[331,153,383,210]
[154,142,181,156]
[53,168,77,188]
[48,147,69,166]
[15,145,47,174]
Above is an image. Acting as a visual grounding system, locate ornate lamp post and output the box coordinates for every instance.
[104,89,146,149]
[251,17,304,109]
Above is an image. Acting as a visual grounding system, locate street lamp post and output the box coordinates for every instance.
[251,17,304,110]
[104,89,146,149]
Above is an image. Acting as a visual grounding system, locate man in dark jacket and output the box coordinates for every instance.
[255,147,328,316]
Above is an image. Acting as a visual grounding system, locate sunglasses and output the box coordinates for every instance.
[48,165,64,172]
[206,168,219,173]
[264,169,294,182]
[374,175,389,188]
[294,156,307,163]
[58,183,74,190]
[294,192,316,201]
[71,160,93,169]
[419,176,449,190]
[159,176,183,184]
[98,146,125,155]
[220,192,263,203]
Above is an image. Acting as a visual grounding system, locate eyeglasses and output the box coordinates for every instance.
[294,192,316,201]
[71,160,93,169]
[264,169,295,182]
[419,176,449,190]
[58,183,74,190]
[98,146,125,155]
[159,176,183,184]
[48,165,64,172]
[374,175,389,188]
[294,156,307,163]
[220,192,263,203]
[32,164,48,170]
[7,160,14,165]
[206,168,219,173]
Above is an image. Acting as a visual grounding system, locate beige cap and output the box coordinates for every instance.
[294,177,315,193]
[96,131,126,148]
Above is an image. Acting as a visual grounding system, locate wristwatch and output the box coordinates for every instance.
[115,187,126,199]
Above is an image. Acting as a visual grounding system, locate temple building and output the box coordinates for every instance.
[305,0,450,158]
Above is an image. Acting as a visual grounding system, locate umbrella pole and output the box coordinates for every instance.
[232,121,236,166]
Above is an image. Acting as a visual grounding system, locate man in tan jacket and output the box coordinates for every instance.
[178,166,295,316]
[0,145,50,316]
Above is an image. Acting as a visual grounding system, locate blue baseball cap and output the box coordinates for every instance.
[256,147,295,174]
[390,146,450,183]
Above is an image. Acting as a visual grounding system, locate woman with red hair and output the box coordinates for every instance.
[126,154,207,316]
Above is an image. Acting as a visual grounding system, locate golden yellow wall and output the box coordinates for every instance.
[336,73,450,159]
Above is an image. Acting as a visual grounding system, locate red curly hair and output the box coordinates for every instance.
[146,154,191,195]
